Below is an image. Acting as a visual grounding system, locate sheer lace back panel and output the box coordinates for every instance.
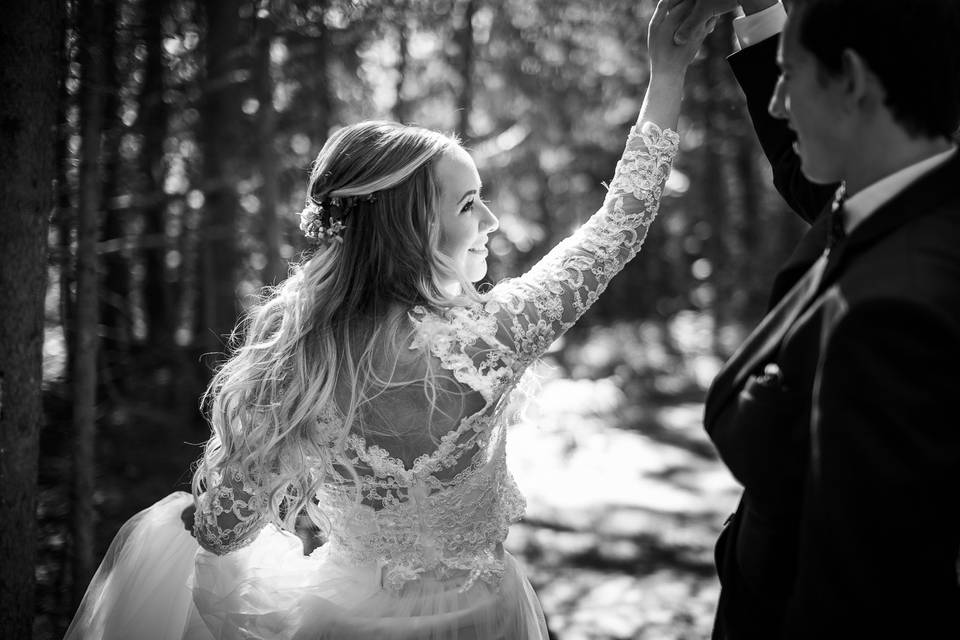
[194,121,679,593]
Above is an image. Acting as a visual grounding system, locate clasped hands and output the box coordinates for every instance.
[662,0,779,45]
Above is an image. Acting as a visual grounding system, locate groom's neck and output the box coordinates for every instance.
[842,120,954,197]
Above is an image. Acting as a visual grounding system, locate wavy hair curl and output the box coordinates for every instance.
[192,121,483,536]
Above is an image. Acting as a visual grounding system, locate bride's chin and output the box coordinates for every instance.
[465,253,489,279]
[439,260,486,293]
[441,281,463,296]
[465,264,487,283]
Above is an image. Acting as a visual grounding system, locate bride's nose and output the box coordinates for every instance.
[479,200,499,233]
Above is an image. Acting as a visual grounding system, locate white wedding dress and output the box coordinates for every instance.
[64,121,678,640]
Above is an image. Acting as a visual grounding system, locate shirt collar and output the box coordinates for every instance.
[844,146,958,233]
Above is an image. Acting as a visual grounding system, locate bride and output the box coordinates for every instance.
[65,3,707,638]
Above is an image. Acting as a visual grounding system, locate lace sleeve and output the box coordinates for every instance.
[412,121,678,404]
[488,120,677,351]
[193,467,268,555]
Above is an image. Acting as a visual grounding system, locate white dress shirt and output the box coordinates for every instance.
[842,147,957,232]
[731,2,958,232]
[733,3,787,48]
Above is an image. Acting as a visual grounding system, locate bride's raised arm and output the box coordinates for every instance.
[418,1,708,403]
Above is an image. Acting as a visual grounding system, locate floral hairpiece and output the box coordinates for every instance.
[298,193,376,243]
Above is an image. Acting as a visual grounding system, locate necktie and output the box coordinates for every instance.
[828,183,847,251]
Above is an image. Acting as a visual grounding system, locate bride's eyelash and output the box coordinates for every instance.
[460,197,488,214]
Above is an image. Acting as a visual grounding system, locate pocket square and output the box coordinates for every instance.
[711,364,808,514]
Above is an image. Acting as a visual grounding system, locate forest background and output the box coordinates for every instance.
[2,0,812,638]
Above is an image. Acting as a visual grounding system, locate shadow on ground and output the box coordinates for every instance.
[504,319,742,639]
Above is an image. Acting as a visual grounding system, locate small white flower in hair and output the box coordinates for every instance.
[297,193,377,243]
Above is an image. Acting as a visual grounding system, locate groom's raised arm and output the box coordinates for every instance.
[727,3,837,223]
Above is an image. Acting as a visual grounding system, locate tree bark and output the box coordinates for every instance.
[140,0,174,347]
[72,0,107,605]
[197,0,243,354]
[698,18,731,354]
[453,0,476,142]
[99,0,129,390]
[290,0,333,152]
[313,0,334,145]
[254,11,285,286]
[393,3,410,123]
[57,1,78,385]
[0,0,62,636]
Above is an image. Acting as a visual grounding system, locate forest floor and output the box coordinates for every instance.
[35,314,742,640]
[506,364,740,639]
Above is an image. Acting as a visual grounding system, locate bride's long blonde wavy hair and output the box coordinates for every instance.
[192,121,483,535]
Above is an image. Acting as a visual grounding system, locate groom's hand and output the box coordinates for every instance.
[669,0,738,44]
[670,0,780,44]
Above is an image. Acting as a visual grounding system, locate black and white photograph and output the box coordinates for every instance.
[2,0,958,638]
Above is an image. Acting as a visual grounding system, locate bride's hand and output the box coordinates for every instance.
[648,0,715,79]
[669,0,779,44]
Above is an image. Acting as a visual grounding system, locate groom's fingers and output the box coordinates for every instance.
[674,0,711,44]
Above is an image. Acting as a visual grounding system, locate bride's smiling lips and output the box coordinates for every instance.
[467,239,488,256]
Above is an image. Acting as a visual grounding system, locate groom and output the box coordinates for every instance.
[671,0,960,637]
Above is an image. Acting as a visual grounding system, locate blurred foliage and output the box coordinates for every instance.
[37,0,810,637]
[52,0,806,354]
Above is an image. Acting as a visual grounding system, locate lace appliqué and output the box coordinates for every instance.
[320,419,525,593]
[193,467,268,554]
[410,305,516,404]
[191,121,678,595]
[193,406,341,556]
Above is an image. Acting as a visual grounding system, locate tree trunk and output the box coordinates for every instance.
[72,0,107,606]
[140,0,174,348]
[99,0,129,392]
[314,1,333,144]
[293,0,333,152]
[255,11,285,286]
[698,18,731,354]
[453,0,476,142]
[198,0,244,355]
[393,3,410,123]
[0,0,62,636]
[57,2,78,385]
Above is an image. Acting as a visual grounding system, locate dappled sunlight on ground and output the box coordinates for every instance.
[506,361,741,639]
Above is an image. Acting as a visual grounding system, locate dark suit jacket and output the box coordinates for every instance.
[706,36,960,639]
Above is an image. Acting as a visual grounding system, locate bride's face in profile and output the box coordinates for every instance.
[435,146,498,284]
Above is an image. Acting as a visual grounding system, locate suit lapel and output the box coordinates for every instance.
[705,252,828,427]
[820,151,960,287]
[705,203,831,428]
[706,150,960,429]
[768,212,830,308]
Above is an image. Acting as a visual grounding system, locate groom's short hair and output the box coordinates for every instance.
[786,0,960,140]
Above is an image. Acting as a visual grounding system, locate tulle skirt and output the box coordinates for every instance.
[64,492,548,639]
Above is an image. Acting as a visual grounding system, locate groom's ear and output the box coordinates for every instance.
[838,48,885,116]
